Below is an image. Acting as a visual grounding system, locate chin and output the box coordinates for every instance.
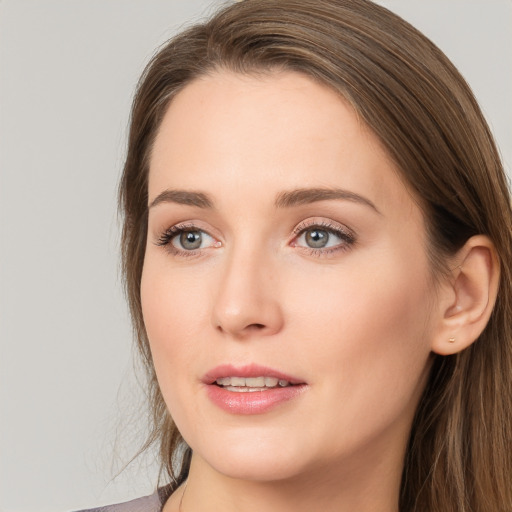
[209,453,310,483]
[189,428,313,482]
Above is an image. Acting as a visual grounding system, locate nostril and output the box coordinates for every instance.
[215,322,268,336]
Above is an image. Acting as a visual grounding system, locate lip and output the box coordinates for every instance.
[202,364,307,415]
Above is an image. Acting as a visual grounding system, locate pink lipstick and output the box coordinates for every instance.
[203,364,307,414]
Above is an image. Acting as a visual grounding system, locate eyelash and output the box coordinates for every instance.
[155,223,210,258]
[154,220,356,258]
[291,220,356,257]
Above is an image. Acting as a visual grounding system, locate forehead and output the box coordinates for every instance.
[151,70,368,167]
[149,70,418,219]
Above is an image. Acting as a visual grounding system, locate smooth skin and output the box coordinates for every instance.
[141,71,499,512]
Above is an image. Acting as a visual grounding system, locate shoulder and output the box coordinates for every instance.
[73,485,173,512]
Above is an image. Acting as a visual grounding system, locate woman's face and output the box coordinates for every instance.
[142,71,441,482]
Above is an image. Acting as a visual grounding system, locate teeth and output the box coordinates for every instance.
[231,376,246,387]
[265,377,279,387]
[224,386,267,392]
[246,377,265,387]
[215,376,291,389]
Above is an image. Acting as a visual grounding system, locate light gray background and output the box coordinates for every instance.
[0,1,510,511]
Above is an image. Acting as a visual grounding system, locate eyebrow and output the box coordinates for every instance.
[148,187,380,214]
[275,188,380,214]
[149,189,213,209]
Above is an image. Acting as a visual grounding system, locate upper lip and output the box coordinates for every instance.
[202,363,305,385]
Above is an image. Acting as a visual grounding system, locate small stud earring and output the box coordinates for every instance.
[449,337,456,343]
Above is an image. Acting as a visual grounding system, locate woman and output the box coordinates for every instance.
[84,0,512,510]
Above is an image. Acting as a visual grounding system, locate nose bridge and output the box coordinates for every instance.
[212,236,283,338]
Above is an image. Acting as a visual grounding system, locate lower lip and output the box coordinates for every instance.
[205,384,306,414]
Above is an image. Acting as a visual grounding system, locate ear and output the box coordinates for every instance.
[431,235,500,356]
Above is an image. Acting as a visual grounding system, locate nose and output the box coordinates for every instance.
[211,245,284,339]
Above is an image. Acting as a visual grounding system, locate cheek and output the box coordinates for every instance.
[289,247,434,345]
[140,261,211,432]
[286,250,435,426]
[140,259,207,378]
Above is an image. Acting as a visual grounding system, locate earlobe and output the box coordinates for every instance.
[431,235,500,356]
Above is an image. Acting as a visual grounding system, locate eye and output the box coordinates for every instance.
[292,221,355,255]
[156,224,220,255]
[301,228,333,249]
[173,230,207,251]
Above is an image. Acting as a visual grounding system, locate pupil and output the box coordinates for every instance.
[306,229,328,248]
[180,230,202,250]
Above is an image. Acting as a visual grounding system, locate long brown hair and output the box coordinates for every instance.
[119,1,512,510]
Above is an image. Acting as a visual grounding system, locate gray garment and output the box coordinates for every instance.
[74,486,173,512]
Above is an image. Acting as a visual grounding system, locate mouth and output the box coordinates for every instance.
[203,364,307,414]
[203,363,305,387]
[214,376,296,392]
